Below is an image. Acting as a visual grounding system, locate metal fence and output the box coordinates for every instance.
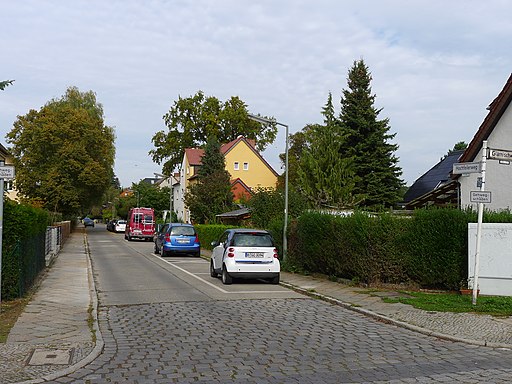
[1,221,71,300]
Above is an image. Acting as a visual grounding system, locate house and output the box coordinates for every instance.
[405,74,512,211]
[174,136,279,223]
[404,151,463,209]
[455,74,512,211]
[0,143,18,201]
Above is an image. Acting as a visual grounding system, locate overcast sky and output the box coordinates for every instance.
[2,0,511,187]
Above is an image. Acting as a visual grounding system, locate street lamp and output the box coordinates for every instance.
[247,114,289,262]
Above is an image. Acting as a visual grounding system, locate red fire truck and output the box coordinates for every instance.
[125,207,155,241]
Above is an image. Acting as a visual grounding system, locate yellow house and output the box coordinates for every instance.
[176,136,279,222]
[0,143,18,201]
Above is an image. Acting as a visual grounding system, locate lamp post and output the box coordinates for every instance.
[247,114,289,262]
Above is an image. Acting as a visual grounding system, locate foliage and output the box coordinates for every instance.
[2,199,50,300]
[338,60,403,208]
[297,121,359,208]
[128,181,172,220]
[0,80,14,90]
[150,91,278,175]
[184,136,234,223]
[441,141,468,160]
[384,291,512,316]
[195,224,236,250]
[6,86,115,218]
[286,208,512,289]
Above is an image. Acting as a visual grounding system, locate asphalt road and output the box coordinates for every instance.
[51,225,512,383]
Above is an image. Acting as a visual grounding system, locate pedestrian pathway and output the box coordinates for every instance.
[1,237,512,383]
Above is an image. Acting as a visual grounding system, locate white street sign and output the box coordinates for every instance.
[488,148,512,162]
[452,162,481,174]
[0,165,15,179]
[470,191,491,204]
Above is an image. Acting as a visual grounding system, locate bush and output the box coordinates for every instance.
[195,224,235,250]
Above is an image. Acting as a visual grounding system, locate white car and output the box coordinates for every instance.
[114,220,127,233]
[210,229,280,285]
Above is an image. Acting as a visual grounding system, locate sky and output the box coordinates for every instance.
[1,0,511,188]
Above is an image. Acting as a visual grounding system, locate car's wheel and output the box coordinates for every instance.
[210,260,218,278]
[195,251,201,258]
[162,249,170,257]
[221,266,232,285]
[270,274,280,285]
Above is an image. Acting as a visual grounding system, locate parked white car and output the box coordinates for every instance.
[210,228,280,285]
[115,220,127,233]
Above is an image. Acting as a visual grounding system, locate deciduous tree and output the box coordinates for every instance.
[6,87,115,217]
[150,91,277,175]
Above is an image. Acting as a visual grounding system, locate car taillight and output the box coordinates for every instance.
[194,234,199,244]
[165,234,171,242]
[273,248,279,258]
[227,247,235,257]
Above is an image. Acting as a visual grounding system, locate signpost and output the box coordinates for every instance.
[0,162,15,310]
[452,162,481,174]
[470,191,492,204]
[488,148,512,162]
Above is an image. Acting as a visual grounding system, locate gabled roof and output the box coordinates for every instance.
[404,150,464,204]
[184,136,278,177]
[459,73,512,163]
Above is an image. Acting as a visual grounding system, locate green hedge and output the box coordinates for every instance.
[287,208,512,290]
[195,224,236,250]
[2,199,51,300]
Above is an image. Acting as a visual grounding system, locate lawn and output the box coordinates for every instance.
[0,297,30,343]
[382,291,512,317]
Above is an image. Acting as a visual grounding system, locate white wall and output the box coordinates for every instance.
[459,104,512,211]
[468,223,512,296]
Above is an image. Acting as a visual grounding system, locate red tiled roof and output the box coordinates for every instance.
[185,148,204,165]
[458,74,512,164]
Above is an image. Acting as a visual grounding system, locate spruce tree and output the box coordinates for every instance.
[339,60,403,208]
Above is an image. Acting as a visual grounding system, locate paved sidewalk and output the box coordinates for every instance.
[0,229,102,384]
[2,241,512,384]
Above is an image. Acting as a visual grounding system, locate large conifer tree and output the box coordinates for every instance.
[339,60,403,208]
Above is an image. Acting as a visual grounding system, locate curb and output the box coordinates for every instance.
[279,281,512,350]
[15,231,104,384]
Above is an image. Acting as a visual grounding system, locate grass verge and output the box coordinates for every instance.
[0,297,30,343]
[382,291,512,316]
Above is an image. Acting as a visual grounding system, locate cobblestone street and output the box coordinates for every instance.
[51,299,512,383]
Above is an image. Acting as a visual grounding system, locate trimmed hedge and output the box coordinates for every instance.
[2,199,51,300]
[287,208,512,290]
[195,224,235,250]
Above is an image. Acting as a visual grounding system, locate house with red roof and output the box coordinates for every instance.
[174,136,279,223]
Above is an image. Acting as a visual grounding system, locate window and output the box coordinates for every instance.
[243,162,249,170]
[234,162,239,170]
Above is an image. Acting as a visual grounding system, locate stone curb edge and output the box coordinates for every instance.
[16,231,104,384]
[279,281,512,351]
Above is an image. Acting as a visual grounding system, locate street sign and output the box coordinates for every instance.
[452,162,481,174]
[470,191,491,204]
[488,148,512,162]
[0,165,15,179]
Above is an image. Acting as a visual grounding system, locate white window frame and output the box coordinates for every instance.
[243,162,249,170]
[234,162,239,170]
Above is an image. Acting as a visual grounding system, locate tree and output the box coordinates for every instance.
[184,136,234,223]
[131,181,172,219]
[338,60,403,208]
[1,80,14,90]
[150,91,278,175]
[296,93,360,209]
[6,86,115,217]
[441,141,468,160]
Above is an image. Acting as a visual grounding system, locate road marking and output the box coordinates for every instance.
[149,253,284,294]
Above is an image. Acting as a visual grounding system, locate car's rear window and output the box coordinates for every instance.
[170,226,196,236]
[232,233,273,247]
[117,220,126,224]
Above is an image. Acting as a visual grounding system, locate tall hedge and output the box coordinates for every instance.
[286,208,512,290]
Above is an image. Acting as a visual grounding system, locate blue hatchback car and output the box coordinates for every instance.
[154,223,200,257]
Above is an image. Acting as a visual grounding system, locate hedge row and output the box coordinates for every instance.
[2,199,51,300]
[287,208,512,290]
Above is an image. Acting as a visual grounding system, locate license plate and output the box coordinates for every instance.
[177,239,189,244]
[245,252,264,258]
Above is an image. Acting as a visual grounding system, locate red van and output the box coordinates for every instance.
[125,207,155,241]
